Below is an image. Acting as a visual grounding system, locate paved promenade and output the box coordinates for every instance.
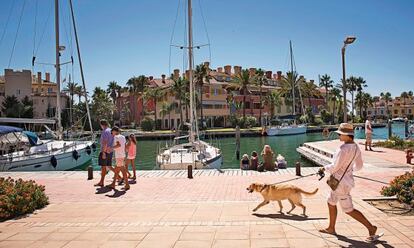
[0,144,413,247]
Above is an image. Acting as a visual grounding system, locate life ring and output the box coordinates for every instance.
[72,150,79,160]
[91,143,97,152]
[86,145,92,155]
[50,155,57,168]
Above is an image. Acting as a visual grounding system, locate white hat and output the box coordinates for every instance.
[335,123,354,136]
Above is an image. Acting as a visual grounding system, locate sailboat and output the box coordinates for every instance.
[265,41,307,136]
[156,0,222,170]
[0,0,95,171]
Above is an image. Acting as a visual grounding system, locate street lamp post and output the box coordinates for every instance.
[341,36,356,123]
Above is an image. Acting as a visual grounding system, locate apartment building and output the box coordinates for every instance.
[363,95,414,119]
[0,69,68,118]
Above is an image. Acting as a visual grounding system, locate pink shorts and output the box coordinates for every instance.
[127,156,136,160]
[327,183,354,213]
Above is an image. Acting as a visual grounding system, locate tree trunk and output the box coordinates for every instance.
[259,86,262,126]
[325,86,328,109]
[351,92,354,121]
[200,84,204,128]
[332,101,336,124]
[243,88,246,119]
[154,99,157,130]
[179,99,183,130]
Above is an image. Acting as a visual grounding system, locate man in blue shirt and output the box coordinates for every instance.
[95,119,115,187]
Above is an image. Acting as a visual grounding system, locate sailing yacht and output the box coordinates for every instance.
[0,0,95,171]
[156,0,222,170]
[265,41,307,136]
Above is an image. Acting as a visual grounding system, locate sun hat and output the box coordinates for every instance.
[334,123,354,136]
[242,154,249,159]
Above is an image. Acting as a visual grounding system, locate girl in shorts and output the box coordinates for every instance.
[125,134,137,180]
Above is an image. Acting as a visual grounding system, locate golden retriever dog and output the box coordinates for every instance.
[247,183,318,216]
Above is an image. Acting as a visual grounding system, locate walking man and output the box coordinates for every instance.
[95,119,114,187]
[109,126,130,190]
[365,116,373,151]
[319,123,382,242]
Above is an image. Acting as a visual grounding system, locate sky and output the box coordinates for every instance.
[0,0,413,97]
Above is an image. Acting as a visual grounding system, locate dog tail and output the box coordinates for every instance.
[298,188,318,196]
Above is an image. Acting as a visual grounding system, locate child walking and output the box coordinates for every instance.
[108,126,130,190]
[126,134,137,180]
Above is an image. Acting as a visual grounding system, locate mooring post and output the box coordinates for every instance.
[388,119,392,139]
[295,162,301,176]
[404,118,409,138]
[87,165,93,180]
[235,125,240,160]
[188,165,193,179]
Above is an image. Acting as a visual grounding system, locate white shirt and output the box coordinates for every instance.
[324,143,363,188]
[113,134,126,159]
[365,120,372,134]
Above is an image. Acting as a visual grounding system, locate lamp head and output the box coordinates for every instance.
[344,36,356,45]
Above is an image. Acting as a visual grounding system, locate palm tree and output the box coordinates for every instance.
[330,87,342,124]
[107,81,121,121]
[362,93,373,119]
[380,92,392,119]
[74,85,83,103]
[144,87,165,130]
[194,63,210,128]
[300,81,321,107]
[319,74,333,109]
[159,102,174,129]
[64,82,78,125]
[264,90,282,120]
[400,91,409,117]
[229,69,254,119]
[126,75,148,123]
[279,71,305,115]
[170,75,187,130]
[254,68,267,125]
[346,76,358,121]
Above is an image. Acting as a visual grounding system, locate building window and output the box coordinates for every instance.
[394,110,398,114]
[409,109,412,114]
[48,88,52,93]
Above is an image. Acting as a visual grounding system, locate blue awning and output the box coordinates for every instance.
[0,125,23,135]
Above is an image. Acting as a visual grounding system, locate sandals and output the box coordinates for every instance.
[366,233,384,243]
[318,229,337,235]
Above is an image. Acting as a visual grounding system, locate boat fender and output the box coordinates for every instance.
[50,155,57,168]
[86,145,92,155]
[91,143,97,152]
[72,150,79,160]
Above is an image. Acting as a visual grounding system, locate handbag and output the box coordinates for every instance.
[326,145,357,191]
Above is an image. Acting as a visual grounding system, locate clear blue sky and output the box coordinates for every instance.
[1,0,413,97]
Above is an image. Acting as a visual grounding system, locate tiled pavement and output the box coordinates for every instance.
[1,144,413,247]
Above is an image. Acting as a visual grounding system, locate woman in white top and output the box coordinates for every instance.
[319,123,382,242]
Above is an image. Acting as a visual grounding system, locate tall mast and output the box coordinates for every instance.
[55,0,62,138]
[289,40,295,116]
[188,0,194,143]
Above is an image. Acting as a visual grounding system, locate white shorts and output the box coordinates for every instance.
[327,183,354,213]
[115,158,125,168]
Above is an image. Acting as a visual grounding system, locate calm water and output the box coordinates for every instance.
[86,123,407,171]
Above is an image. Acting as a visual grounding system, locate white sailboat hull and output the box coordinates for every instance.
[0,140,94,172]
[156,141,222,170]
[266,125,307,136]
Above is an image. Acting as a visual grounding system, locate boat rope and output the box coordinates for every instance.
[168,0,182,76]
[32,0,38,70]
[69,0,94,138]
[0,0,16,48]
[8,0,27,68]
[197,0,212,63]
[32,1,53,66]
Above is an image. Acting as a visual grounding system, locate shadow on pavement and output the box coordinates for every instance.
[334,234,394,248]
[106,189,126,198]
[252,213,326,221]
[95,187,112,194]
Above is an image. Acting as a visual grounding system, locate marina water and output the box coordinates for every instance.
[84,123,407,171]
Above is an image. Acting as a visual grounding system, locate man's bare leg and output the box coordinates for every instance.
[108,167,119,189]
[95,166,107,186]
[346,209,377,236]
[319,203,337,234]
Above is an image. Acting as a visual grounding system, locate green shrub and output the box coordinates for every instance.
[381,170,414,207]
[0,177,49,220]
[244,116,257,128]
[140,117,154,131]
[320,109,332,124]
[376,136,414,150]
